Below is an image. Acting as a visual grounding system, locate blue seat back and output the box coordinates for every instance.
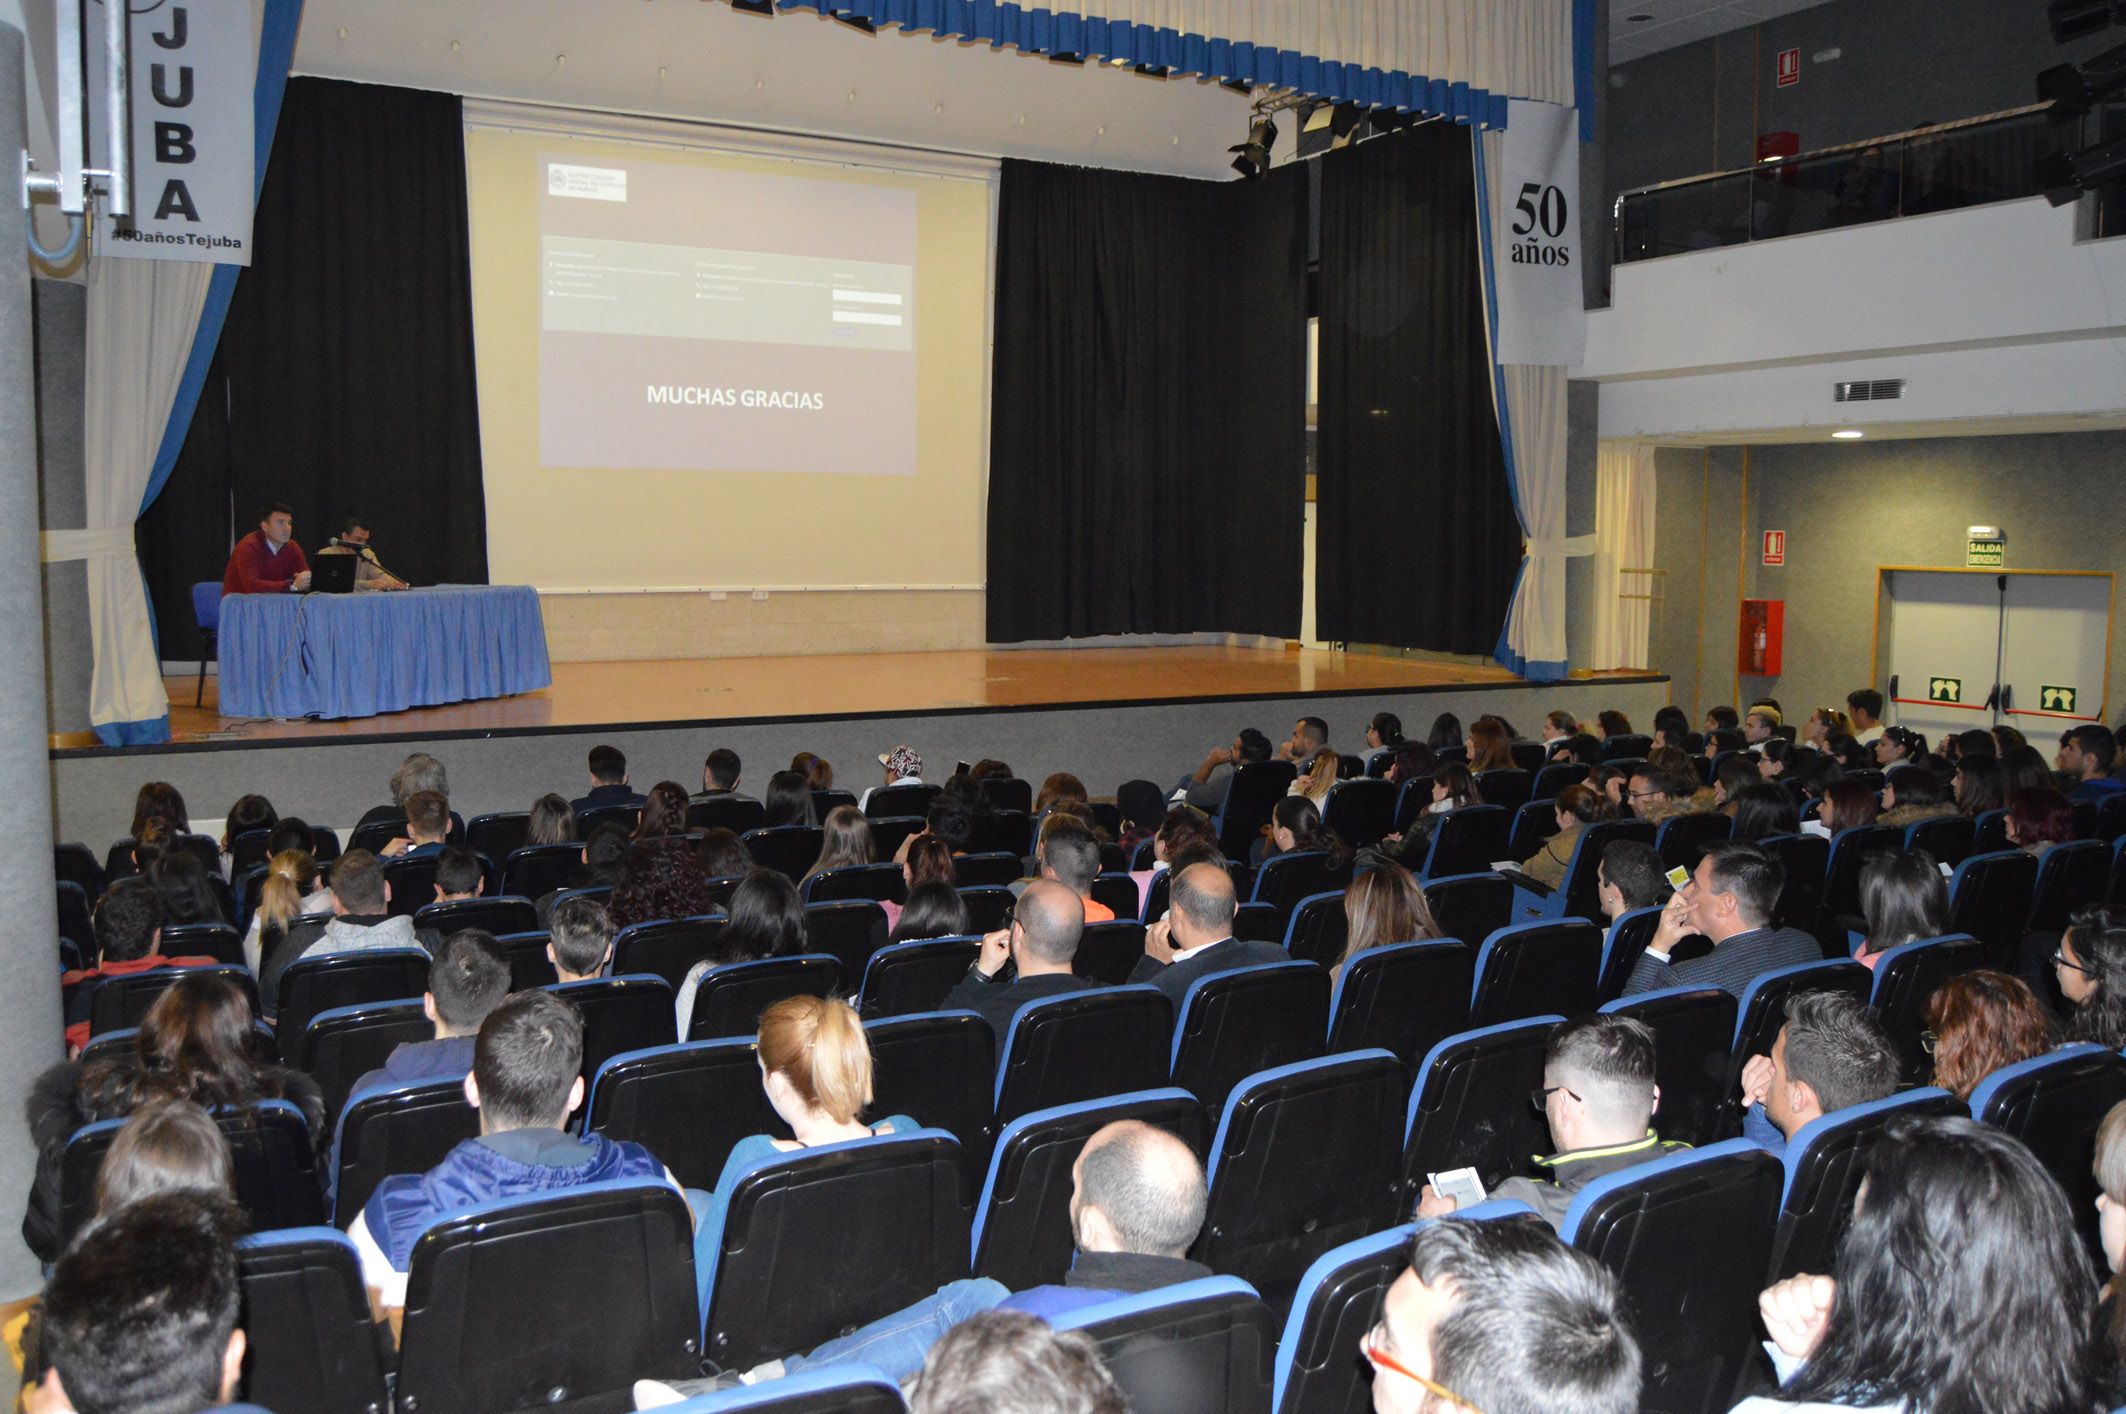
[681,956,835,1043]
[278,950,431,1062]
[952,851,1023,888]
[1506,799,1559,864]
[1971,1043,2126,1267]
[1421,805,1509,881]
[659,1364,906,1412]
[464,812,531,865]
[1052,1276,1276,1414]
[587,1039,784,1192]
[63,1100,323,1249]
[1218,762,1299,860]
[161,921,244,965]
[1401,1016,1563,1198]
[1422,871,1512,947]
[606,915,723,991]
[1530,761,1589,801]
[1728,959,1873,1095]
[1600,986,1739,1146]
[1561,1141,1786,1414]
[702,1131,972,1371]
[802,900,890,982]
[1759,832,1830,933]
[1279,890,1347,968]
[1559,819,1656,924]
[414,895,538,939]
[501,843,584,899]
[862,783,939,822]
[1076,920,1148,985]
[1596,905,1665,1002]
[1327,940,1473,1067]
[2033,839,2112,932]
[1825,824,1902,919]
[972,1089,1209,1293]
[331,1077,482,1225]
[1323,778,1396,847]
[743,826,825,883]
[1469,919,1601,1027]
[1197,1052,1407,1316]
[235,1227,392,1414]
[1905,813,1975,867]
[1271,1222,1412,1414]
[1475,768,1533,809]
[865,1010,996,1169]
[397,1180,700,1414]
[956,886,1016,933]
[858,936,980,1018]
[548,974,680,1079]
[497,930,559,991]
[193,580,222,629]
[1868,934,1985,1080]
[1656,812,1733,873]
[1948,848,2039,970]
[1250,850,1340,917]
[1171,963,1330,1114]
[1769,1088,1963,1282]
[996,986,1172,1122]
[300,999,434,1123]
[803,862,904,905]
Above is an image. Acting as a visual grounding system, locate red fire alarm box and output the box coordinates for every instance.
[1740,599,1785,676]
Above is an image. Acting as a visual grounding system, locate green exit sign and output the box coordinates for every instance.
[1928,677,1963,704]
[1966,537,2004,568]
[2042,685,2079,714]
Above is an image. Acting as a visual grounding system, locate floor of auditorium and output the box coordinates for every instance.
[145,646,1660,749]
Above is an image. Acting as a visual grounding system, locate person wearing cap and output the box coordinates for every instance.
[859,746,925,812]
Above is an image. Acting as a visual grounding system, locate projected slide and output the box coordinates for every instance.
[537,159,918,475]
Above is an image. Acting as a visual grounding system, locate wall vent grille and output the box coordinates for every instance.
[1834,379,1905,403]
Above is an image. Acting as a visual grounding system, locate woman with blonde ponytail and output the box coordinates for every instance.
[242,850,329,974]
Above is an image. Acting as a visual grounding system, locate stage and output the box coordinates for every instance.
[49,647,1668,846]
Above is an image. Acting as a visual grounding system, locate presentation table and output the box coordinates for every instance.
[217,585,552,721]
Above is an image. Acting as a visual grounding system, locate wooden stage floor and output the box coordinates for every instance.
[140,646,1654,750]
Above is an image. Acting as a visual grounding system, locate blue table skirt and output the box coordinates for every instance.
[219,585,553,721]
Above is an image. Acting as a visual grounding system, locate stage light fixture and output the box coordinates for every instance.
[2040,132,2126,204]
[2048,0,2126,43]
[1229,112,1278,178]
[1329,103,1366,146]
[2038,40,2126,118]
[729,0,775,14]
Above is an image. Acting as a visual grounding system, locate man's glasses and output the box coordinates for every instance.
[1627,789,1663,802]
[1529,1084,1582,1114]
[1363,1325,1484,1414]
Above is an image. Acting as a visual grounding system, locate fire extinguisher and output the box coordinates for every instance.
[1752,621,1767,674]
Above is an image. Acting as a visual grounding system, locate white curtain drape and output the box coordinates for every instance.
[1590,440,1656,671]
[69,256,214,742]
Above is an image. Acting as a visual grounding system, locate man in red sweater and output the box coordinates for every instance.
[222,502,312,594]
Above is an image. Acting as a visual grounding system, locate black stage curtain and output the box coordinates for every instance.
[986,159,1307,642]
[1315,124,1521,655]
[140,78,487,661]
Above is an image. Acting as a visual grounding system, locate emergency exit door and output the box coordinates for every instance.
[1876,569,2112,743]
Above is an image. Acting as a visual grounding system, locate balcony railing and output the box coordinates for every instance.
[1613,106,2114,264]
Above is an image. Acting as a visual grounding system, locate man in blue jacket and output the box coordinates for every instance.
[349,989,676,1316]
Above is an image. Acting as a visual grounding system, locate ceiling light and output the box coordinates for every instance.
[1832,429,1865,440]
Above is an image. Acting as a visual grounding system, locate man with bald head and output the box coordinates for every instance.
[941,877,1098,1041]
[1127,860,1288,1005]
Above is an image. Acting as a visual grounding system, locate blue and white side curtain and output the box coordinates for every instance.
[66,0,301,745]
[1472,98,1589,683]
[777,0,1589,129]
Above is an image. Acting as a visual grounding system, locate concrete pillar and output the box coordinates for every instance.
[36,278,90,737]
[0,19,67,1299]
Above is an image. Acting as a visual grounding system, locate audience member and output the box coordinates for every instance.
[1278,715,1330,766]
[1365,712,1408,766]
[1597,839,1667,921]
[860,746,926,811]
[2057,907,2126,1047]
[1129,862,1284,1004]
[694,747,751,803]
[1542,708,1580,744]
[1994,723,2030,755]
[1035,815,1113,921]
[1845,689,1884,745]
[1851,848,1948,969]
[264,814,318,859]
[1735,1116,2097,1414]
[1597,709,1635,740]
[673,869,806,1032]
[1586,761,1629,809]
[885,833,958,928]
[1114,778,1167,853]
[1034,772,1089,818]
[1755,737,1798,779]
[694,827,753,881]
[2002,743,2057,797]
[219,793,277,862]
[1174,728,1273,813]
[2058,724,2126,802]
[608,839,715,933]
[59,877,218,1054]
[1261,794,1351,873]
[1419,1014,1677,1229]
[351,929,511,1094]
[890,879,973,944]
[634,781,691,841]
[1802,707,1851,753]
[1731,781,1799,842]
[1877,765,1954,828]
[28,972,322,1262]
[1921,970,2053,1102]
[906,1310,1127,1414]
[241,849,328,974]
[381,789,451,859]
[1425,712,1464,753]
[1129,805,1212,907]
[1953,753,2008,816]
[1367,1215,1641,1414]
[1519,784,1610,890]
[1702,706,1738,734]
[1461,718,1510,773]
[91,1097,235,1214]
[1744,705,1782,745]
[805,805,876,884]
[526,792,576,847]
[32,1192,249,1414]
[104,782,191,881]
[430,845,484,904]
[763,769,819,828]
[1289,749,1340,803]
[257,849,423,1016]
[1625,842,1820,997]
[1624,764,1699,825]
[1873,725,1925,768]
[1739,991,1901,1157]
[1554,730,1606,766]
[534,822,628,929]
[942,878,1095,1042]
[1333,861,1440,982]
[1387,741,1439,785]
[1712,752,1764,807]
[353,753,449,834]
[2092,1100,2126,1392]
[572,744,645,817]
[350,990,675,1315]
[1388,761,1477,865]
[546,896,618,983]
[1806,780,1880,839]
[792,751,835,791]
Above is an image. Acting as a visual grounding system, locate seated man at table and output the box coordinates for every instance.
[222,502,310,595]
[317,515,408,591]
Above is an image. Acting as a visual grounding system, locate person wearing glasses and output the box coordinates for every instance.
[2057,908,2126,1050]
[1416,1015,1682,1231]
[1363,1215,1642,1414]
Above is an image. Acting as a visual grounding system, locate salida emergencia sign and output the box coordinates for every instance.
[93,1,259,265]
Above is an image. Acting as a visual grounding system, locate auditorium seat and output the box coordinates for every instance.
[803,862,904,905]
[664,1365,907,1412]
[995,987,1172,1124]
[985,809,1034,858]
[160,921,244,965]
[55,880,92,969]
[1217,761,1299,860]
[869,817,928,861]
[1193,1051,1405,1316]
[1731,957,1870,1071]
[1279,891,1347,969]
[1322,778,1395,848]
[586,1038,782,1192]
[956,885,1015,933]
[1759,832,1831,935]
[858,937,980,1018]
[862,783,939,821]
[576,803,643,839]
[88,963,259,1038]
[1600,987,1738,1147]
[1401,1016,1562,1200]
[1555,819,1657,925]
[550,884,613,914]
[1561,1141,1784,1414]
[1602,733,1653,761]
[1468,920,1601,1027]
[2099,792,2126,844]
[1232,900,1282,943]
[381,856,441,918]
[802,900,889,982]
[952,851,1022,888]
[1903,814,1974,867]
[348,819,408,856]
[743,826,825,883]
[1970,1043,2126,1265]
[228,831,274,878]
[2112,838,2126,909]
[811,789,857,819]
[1170,962,1330,1115]
[972,1089,1209,1292]
[235,1227,393,1414]
[1657,812,1733,874]
[63,1101,323,1249]
[1947,848,2039,970]
[1596,904,1665,1002]
[689,796,767,836]
[864,1010,996,1166]
[464,811,531,865]
[1969,807,2011,856]
[1392,775,1436,834]
[501,843,583,899]
[680,956,836,1043]
[1475,767,1533,809]
[278,951,431,1060]
[1051,1276,1276,1414]
[549,975,679,1082]
[299,999,434,1121]
[1530,761,1590,802]
[1249,851,1340,926]
[1868,934,1984,1080]
[1418,805,1509,880]
[2031,838,2111,933]
[394,1181,700,1414]
[1823,824,1902,926]
[1422,872,1512,949]
[1090,871,1139,920]
[497,930,560,990]
[1074,919,1147,985]
[1506,799,1560,864]
[414,895,538,938]
[611,915,727,990]
[976,776,1034,814]
[699,1130,971,1372]
[1327,940,1472,1067]
[53,841,103,901]
[1768,1087,1963,1283]
[330,1077,483,1224]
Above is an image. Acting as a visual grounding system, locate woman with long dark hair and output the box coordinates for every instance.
[2007,785,2076,861]
[1425,713,1464,754]
[763,770,818,829]
[1730,782,1799,843]
[1954,754,2008,817]
[634,781,692,841]
[806,806,876,885]
[1466,719,1515,773]
[2058,907,2126,1049]
[105,782,191,880]
[1519,784,1612,890]
[1851,849,1948,970]
[1262,796,1351,874]
[888,881,972,945]
[147,850,225,927]
[526,793,577,847]
[1736,1115,2099,1413]
[607,840,715,933]
[673,869,808,1033]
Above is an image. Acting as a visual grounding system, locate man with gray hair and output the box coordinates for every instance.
[1739,989,1902,1157]
[942,878,1097,1042]
[908,1310,1125,1414]
[358,751,450,831]
[1128,861,1286,1006]
[1417,1014,1683,1231]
